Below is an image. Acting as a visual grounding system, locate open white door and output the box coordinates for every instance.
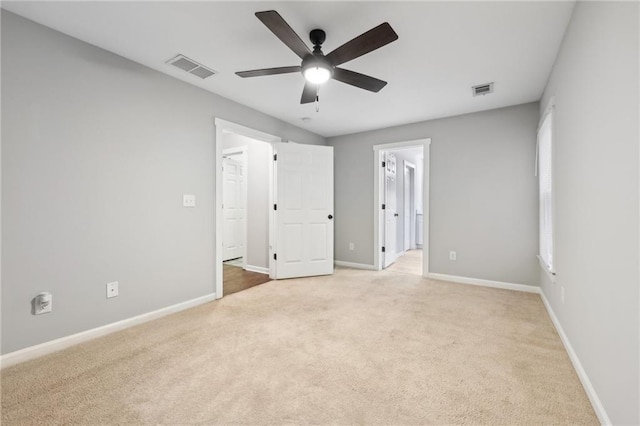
[383,152,397,268]
[273,143,334,279]
[222,157,245,261]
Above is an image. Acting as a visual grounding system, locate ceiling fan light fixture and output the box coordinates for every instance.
[236,11,398,104]
[301,53,333,85]
[303,65,332,84]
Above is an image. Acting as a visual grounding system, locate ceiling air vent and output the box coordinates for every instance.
[166,54,217,80]
[472,82,494,96]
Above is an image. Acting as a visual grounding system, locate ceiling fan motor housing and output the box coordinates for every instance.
[309,29,326,47]
[302,29,334,79]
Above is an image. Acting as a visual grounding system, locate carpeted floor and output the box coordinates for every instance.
[386,249,423,275]
[1,267,597,425]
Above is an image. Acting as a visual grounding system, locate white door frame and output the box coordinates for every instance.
[214,118,281,299]
[222,147,248,269]
[403,160,417,251]
[373,138,431,277]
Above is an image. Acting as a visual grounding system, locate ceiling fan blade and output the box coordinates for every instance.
[301,82,317,104]
[256,10,311,60]
[333,68,388,92]
[326,22,398,66]
[236,66,301,78]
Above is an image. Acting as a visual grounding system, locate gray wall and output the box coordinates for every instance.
[328,102,539,286]
[538,2,639,423]
[1,11,325,354]
[222,133,270,270]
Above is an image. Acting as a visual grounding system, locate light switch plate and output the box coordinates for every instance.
[183,194,196,207]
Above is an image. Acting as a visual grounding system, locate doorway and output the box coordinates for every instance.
[215,119,280,299]
[221,145,272,296]
[222,148,246,265]
[214,120,335,298]
[373,139,430,277]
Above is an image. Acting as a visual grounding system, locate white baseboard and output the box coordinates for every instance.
[427,273,539,294]
[429,272,607,422]
[244,264,269,274]
[334,260,377,270]
[0,293,217,369]
[539,291,611,425]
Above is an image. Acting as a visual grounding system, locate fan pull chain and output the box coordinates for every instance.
[315,86,320,112]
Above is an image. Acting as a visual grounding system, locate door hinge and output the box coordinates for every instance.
[382,161,386,168]
[273,154,277,161]
[274,253,277,260]
[274,204,277,211]
[382,246,386,253]
[381,204,386,210]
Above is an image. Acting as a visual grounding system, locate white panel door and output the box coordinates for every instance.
[273,143,333,279]
[222,157,245,261]
[384,153,397,268]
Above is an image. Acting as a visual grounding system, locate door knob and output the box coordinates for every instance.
[328,214,333,219]
[394,213,399,217]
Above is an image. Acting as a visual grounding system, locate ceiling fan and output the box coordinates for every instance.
[236,10,399,104]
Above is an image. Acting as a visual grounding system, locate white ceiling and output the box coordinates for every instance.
[3,1,574,138]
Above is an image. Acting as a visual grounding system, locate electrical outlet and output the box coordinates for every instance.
[449,251,457,261]
[34,292,52,315]
[349,242,355,251]
[182,194,196,207]
[106,281,119,299]
[561,286,565,304]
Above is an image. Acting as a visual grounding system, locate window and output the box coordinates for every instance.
[538,106,554,273]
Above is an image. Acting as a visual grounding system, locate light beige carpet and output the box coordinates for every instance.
[1,267,597,425]
[386,249,423,275]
